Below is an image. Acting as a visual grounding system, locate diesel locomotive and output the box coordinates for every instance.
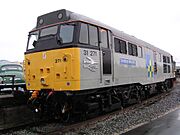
[25,9,175,121]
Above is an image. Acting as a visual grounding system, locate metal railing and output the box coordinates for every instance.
[0,75,26,93]
[0,75,16,91]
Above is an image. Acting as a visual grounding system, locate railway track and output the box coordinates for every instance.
[0,83,177,135]
[37,89,172,135]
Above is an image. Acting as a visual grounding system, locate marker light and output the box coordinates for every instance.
[35,108,39,113]
[58,13,63,19]
[39,18,44,25]
[40,78,45,84]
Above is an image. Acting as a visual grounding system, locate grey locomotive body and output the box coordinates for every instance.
[74,12,175,91]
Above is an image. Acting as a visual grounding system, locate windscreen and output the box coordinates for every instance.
[40,25,58,37]
[1,65,23,72]
[26,22,75,52]
[27,31,39,50]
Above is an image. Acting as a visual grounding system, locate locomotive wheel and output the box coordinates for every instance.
[139,90,146,100]
[32,107,43,123]
[54,102,71,123]
[60,111,70,123]
[27,98,43,121]
[136,92,141,104]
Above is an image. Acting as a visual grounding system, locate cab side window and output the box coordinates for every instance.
[79,23,88,44]
[100,28,108,48]
[59,24,74,43]
[89,25,98,46]
[79,23,99,47]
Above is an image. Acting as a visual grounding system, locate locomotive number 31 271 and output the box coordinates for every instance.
[83,50,97,56]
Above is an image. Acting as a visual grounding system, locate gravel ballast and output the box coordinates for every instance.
[66,83,180,135]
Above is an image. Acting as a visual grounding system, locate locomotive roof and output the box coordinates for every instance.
[36,9,171,56]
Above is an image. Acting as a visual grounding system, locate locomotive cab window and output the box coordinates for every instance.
[89,25,98,46]
[114,38,127,54]
[27,31,39,50]
[27,22,77,52]
[79,23,88,44]
[59,23,74,44]
[79,23,99,46]
[100,28,108,48]
[40,25,58,37]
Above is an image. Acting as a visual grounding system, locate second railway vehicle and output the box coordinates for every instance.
[25,9,175,121]
[0,61,26,91]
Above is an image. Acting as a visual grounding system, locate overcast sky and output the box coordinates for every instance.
[0,0,180,65]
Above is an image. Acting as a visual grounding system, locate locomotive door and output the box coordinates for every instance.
[99,28,112,86]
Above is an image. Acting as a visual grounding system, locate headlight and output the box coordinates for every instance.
[40,78,45,84]
[58,13,63,19]
[35,108,39,113]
